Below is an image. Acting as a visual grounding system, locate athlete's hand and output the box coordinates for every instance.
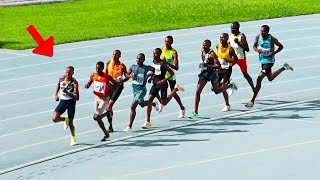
[268,52,275,57]
[55,95,59,101]
[157,79,165,86]
[234,38,239,44]
[61,87,67,93]
[84,83,90,89]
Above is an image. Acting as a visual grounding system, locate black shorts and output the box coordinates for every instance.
[54,99,76,119]
[261,63,274,75]
[218,68,232,85]
[149,81,168,100]
[198,70,218,83]
[168,80,176,91]
[110,84,124,102]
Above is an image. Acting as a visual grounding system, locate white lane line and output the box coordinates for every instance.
[1,34,319,84]
[1,85,319,154]
[0,26,319,72]
[1,96,318,175]
[0,61,319,124]
[0,44,319,96]
[0,69,319,124]
[104,139,320,180]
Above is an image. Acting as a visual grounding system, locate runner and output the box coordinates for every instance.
[52,66,79,146]
[158,35,186,118]
[123,53,159,133]
[216,33,238,112]
[191,40,238,118]
[85,61,119,141]
[245,25,293,108]
[103,50,130,132]
[141,48,184,129]
[230,22,254,91]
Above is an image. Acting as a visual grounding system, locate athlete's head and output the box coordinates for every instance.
[231,22,240,34]
[202,39,211,52]
[165,35,173,48]
[65,66,74,79]
[112,50,121,61]
[220,33,229,44]
[136,53,145,66]
[260,25,270,38]
[96,61,104,74]
[153,48,162,61]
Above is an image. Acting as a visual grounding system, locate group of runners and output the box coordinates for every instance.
[52,23,294,145]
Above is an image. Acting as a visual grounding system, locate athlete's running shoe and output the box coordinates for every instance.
[178,109,186,118]
[141,121,151,129]
[245,101,254,109]
[191,112,199,118]
[283,63,294,71]
[70,135,77,146]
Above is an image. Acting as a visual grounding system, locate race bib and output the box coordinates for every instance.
[93,81,106,94]
[218,58,230,69]
[259,46,271,56]
[132,74,144,85]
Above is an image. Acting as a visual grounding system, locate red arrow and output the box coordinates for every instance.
[27,25,54,57]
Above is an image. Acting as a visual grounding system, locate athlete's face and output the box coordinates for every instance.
[96,64,104,74]
[231,24,239,34]
[220,34,228,44]
[165,38,173,48]
[153,50,161,60]
[65,68,74,79]
[202,41,210,51]
[112,51,121,61]
[136,54,145,65]
[260,27,269,38]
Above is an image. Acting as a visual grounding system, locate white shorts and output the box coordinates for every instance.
[94,96,109,115]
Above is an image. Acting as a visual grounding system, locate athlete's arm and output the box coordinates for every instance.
[108,75,119,86]
[166,50,179,71]
[253,34,261,53]
[146,66,155,83]
[238,34,249,52]
[126,65,134,78]
[55,77,62,101]
[270,36,283,56]
[121,64,130,83]
[84,73,94,89]
[229,47,238,64]
[157,61,174,85]
[204,52,221,69]
[71,81,80,101]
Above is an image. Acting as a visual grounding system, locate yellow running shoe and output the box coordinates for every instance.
[141,121,151,129]
[70,135,77,146]
[64,117,69,130]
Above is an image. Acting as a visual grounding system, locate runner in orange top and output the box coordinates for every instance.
[103,50,130,133]
[85,61,119,141]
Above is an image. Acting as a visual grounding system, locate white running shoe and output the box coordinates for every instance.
[222,105,230,112]
[226,88,234,96]
[123,127,132,133]
[154,101,160,112]
[158,103,164,113]
[178,109,186,118]
[283,63,294,71]
[245,101,254,109]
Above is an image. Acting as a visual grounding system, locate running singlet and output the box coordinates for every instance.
[107,60,124,82]
[200,49,215,71]
[257,34,275,64]
[230,33,245,59]
[92,72,110,98]
[217,43,232,69]
[132,64,148,90]
[60,76,76,100]
[161,46,176,80]
[153,61,166,84]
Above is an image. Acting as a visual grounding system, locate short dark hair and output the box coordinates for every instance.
[114,49,121,56]
[166,35,173,41]
[96,61,104,67]
[231,22,240,28]
[67,66,74,71]
[204,39,211,46]
[137,53,145,58]
[154,48,162,54]
[262,25,270,32]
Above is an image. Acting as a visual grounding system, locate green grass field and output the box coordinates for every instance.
[0,0,319,50]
